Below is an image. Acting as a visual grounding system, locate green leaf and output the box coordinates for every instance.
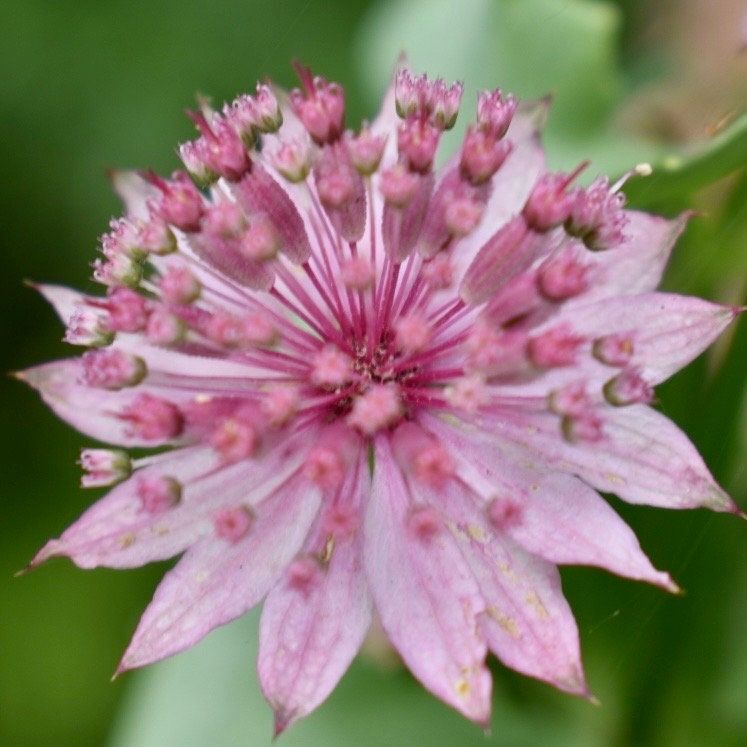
[623,113,747,208]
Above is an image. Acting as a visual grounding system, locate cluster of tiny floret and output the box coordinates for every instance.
[62,64,638,542]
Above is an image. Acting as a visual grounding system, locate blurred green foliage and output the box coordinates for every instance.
[1,1,744,746]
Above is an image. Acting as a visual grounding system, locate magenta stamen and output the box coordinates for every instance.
[186,110,216,141]
[291,59,316,98]
[558,160,591,192]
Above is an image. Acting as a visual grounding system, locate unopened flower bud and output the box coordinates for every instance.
[422,253,454,290]
[64,307,114,347]
[179,140,218,187]
[120,394,184,441]
[460,125,512,185]
[311,345,351,387]
[186,111,251,182]
[243,312,279,347]
[290,62,345,145]
[253,84,282,133]
[261,384,300,427]
[211,415,258,463]
[527,326,584,368]
[340,256,374,290]
[202,199,246,239]
[395,70,462,130]
[395,69,423,118]
[105,288,149,332]
[270,138,313,183]
[139,216,176,256]
[523,172,577,233]
[398,118,440,173]
[346,127,387,175]
[158,265,201,305]
[137,474,182,514]
[566,176,627,250]
[537,250,589,301]
[240,215,280,261]
[394,312,432,353]
[205,311,247,348]
[430,78,463,130]
[213,505,254,541]
[547,381,590,416]
[603,368,654,406]
[92,252,143,290]
[561,411,604,443]
[81,349,146,390]
[147,171,204,232]
[79,448,131,488]
[444,195,484,237]
[379,164,420,207]
[347,384,402,435]
[477,89,517,138]
[146,308,187,345]
[592,333,635,367]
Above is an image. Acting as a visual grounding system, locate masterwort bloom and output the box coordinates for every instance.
[21,60,743,731]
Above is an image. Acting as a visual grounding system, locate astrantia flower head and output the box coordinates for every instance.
[21,58,743,733]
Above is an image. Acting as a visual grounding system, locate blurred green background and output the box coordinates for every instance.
[1,1,745,745]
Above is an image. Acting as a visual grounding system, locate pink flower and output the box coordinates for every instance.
[20,60,743,734]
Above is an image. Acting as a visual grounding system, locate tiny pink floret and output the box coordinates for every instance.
[210,415,258,463]
[261,384,300,426]
[148,171,204,232]
[407,505,443,541]
[593,333,635,366]
[286,556,321,594]
[348,385,402,434]
[79,448,131,488]
[304,446,345,490]
[523,172,578,232]
[146,308,185,345]
[487,497,523,530]
[528,326,584,368]
[137,475,182,514]
[159,265,201,304]
[311,345,351,387]
[604,368,654,406]
[81,349,146,390]
[120,394,184,441]
[213,506,254,543]
[537,250,590,301]
[394,312,432,354]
